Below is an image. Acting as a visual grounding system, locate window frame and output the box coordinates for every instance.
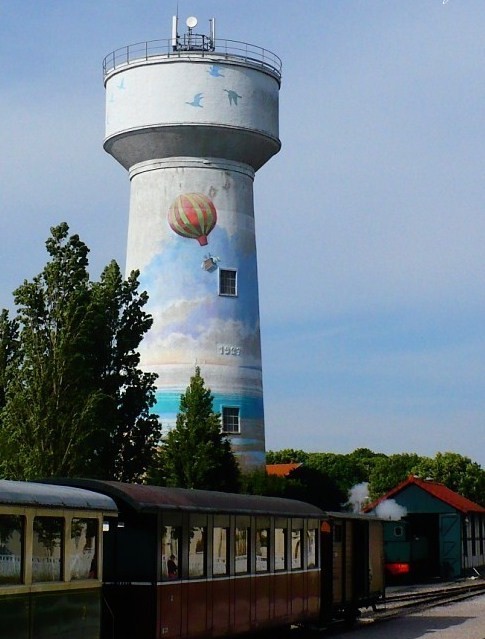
[218,268,237,297]
[221,406,240,434]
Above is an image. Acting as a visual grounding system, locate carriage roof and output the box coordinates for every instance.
[53,479,324,518]
[0,480,117,512]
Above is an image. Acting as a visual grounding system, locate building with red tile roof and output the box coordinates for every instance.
[364,475,485,583]
[266,463,302,477]
[364,475,485,515]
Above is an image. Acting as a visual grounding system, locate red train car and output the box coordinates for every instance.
[64,481,323,639]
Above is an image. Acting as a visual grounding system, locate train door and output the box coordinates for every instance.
[352,520,369,601]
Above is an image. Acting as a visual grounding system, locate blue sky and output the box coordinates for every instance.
[1,1,484,464]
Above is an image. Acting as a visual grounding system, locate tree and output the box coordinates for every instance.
[88,261,160,481]
[348,448,387,477]
[412,452,485,506]
[368,453,423,500]
[0,223,160,481]
[241,465,346,511]
[305,452,368,496]
[0,310,18,410]
[152,366,240,491]
[241,469,288,497]
[266,449,309,464]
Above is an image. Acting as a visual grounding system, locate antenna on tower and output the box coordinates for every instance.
[171,13,179,50]
[209,18,216,48]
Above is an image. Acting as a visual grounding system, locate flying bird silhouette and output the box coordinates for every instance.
[186,93,204,107]
[224,89,242,106]
[208,65,224,78]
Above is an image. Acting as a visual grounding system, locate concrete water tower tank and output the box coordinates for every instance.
[103,17,282,470]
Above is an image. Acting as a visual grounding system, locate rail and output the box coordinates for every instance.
[103,37,282,80]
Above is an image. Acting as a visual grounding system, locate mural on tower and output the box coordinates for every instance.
[130,163,264,463]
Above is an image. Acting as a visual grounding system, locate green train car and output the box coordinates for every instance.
[0,480,117,639]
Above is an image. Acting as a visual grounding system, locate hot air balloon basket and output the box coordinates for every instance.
[202,257,218,272]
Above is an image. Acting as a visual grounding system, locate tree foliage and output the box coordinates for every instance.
[0,223,160,481]
[305,452,369,496]
[412,452,485,506]
[265,449,309,464]
[266,447,485,509]
[151,366,240,492]
[367,453,423,501]
[243,466,346,511]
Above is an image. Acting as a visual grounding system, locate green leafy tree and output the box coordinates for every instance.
[305,452,368,495]
[368,453,423,500]
[0,223,160,481]
[412,452,485,506]
[348,448,387,477]
[0,310,19,410]
[284,466,347,511]
[88,261,160,481]
[152,366,240,491]
[242,466,346,511]
[241,470,288,497]
[265,449,309,464]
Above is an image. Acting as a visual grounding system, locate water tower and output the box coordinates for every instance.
[103,17,281,470]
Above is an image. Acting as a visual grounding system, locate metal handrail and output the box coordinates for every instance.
[103,37,282,80]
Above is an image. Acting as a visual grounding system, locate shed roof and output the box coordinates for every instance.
[54,479,323,518]
[0,480,117,512]
[266,463,302,477]
[364,475,485,515]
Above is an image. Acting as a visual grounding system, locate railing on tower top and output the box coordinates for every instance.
[103,36,282,80]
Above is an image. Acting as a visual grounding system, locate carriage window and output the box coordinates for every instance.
[274,528,287,571]
[235,527,250,574]
[70,518,98,580]
[189,527,206,578]
[161,525,181,580]
[32,517,63,582]
[0,515,23,585]
[291,529,303,570]
[213,527,229,576]
[256,528,269,573]
[307,528,317,568]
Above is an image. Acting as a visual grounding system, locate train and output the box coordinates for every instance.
[0,479,385,639]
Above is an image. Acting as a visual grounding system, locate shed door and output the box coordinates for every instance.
[439,514,461,579]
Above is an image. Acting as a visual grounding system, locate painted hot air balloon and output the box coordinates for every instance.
[168,193,217,246]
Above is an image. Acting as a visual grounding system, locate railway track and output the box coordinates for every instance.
[283,580,485,636]
[361,579,485,622]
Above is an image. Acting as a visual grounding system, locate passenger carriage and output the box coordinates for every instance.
[0,480,117,639]
[60,480,323,639]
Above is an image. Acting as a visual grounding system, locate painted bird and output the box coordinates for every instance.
[224,89,242,106]
[186,93,204,107]
[208,65,224,78]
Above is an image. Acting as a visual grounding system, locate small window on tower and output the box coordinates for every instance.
[219,269,237,296]
[222,407,240,433]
